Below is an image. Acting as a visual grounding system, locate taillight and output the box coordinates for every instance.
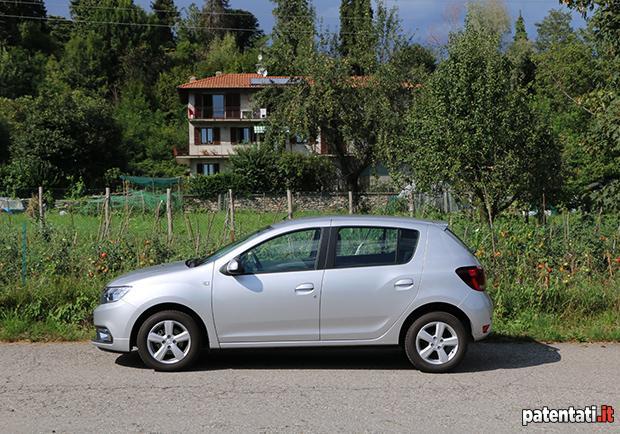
[456,266,486,291]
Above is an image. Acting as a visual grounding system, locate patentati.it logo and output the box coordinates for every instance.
[522,405,615,426]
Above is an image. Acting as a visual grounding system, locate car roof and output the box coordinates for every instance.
[271,215,448,230]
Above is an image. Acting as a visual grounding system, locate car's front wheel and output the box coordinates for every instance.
[404,312,468,373]
[137,310,202,371]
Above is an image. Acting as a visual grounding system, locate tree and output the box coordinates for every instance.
[535,9,574,51]
[386,8,560,221]
[265,0,316,75]
[564,0,620,210]
[260,3,412,194]
[4,91,124,192]
[0,0,49,48]
[391,43,436,75]
[508,13,536,88]
[339,0,376,75]
[151,0,179,49]
[563,0,620,56]
[0,46,47,98]
[228,9,263,50]
[201,0,230,46]
[514,12,528,41]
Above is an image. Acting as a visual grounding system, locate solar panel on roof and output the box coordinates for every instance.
[250,78,293,85]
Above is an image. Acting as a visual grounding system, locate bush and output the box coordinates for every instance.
[229,145,336,193]
[187,172,246,199]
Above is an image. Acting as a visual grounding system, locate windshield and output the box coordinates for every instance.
[188,226,272,267]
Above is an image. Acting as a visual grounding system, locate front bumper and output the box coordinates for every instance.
[92,299,135,352]
[459,291,493,341]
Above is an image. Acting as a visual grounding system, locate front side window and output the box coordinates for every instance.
[334,227,419,268]
[239,228,321,274]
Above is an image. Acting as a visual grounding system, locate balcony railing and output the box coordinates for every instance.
[192,107,266,120]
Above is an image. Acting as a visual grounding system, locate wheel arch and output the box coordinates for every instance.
[398,302,472,346]
[130,303,210,349]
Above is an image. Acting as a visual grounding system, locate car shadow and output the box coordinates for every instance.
[115,340,561,373]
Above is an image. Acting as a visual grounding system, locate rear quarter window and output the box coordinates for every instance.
[333,227,420,268]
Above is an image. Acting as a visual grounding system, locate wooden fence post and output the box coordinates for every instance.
[103,187,111,238]
[287,189,293,220]
[166,188,173,243]
[348,191,354,215]
[408,191,415,217]
[38,186,44,228]
[228,189,235,241]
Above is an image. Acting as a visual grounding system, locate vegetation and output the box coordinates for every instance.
[0,209,617,342]
[0,0,619,342]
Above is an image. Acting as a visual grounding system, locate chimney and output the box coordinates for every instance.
[189,76,197,82]
[215,71,222,76]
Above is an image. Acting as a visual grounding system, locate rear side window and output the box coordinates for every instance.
[333,227,419,268]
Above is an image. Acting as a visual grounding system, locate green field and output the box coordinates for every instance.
[0,209,618,342]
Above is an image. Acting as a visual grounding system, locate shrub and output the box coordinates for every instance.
[187,172,246,199]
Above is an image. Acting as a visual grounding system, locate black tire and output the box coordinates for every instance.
[404,311,468,373]
[137,310,202,372]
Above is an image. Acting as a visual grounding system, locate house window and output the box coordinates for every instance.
[203,94,225,118]
[197,127,220,144]
[196,163,220,176]
[231,127,254,144]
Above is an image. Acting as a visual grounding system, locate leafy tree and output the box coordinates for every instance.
[228,9,264,50]
[265,0,316,75]
[386,9,560,221]
[339,0,376,75]
[261,3,411,194]
[60,31,110,96]
[564,0,620,210]
[564,0,620,56]
[535,9,574,51]
[0,46,47,98]
[4,91,124,192]
[0,0,49,48]
[391,43,436,74]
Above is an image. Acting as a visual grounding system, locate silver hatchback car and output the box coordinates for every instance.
[93,216,492,373]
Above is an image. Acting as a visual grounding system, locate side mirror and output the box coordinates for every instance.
[225,258,242,275]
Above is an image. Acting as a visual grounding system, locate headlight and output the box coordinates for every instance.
[101,286,131,304]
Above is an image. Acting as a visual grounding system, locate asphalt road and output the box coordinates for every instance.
[0,341,618,433]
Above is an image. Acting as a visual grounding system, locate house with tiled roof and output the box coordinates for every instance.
[176,72,328,176]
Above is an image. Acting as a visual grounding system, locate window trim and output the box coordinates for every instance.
[325,226,419,270]
[234,227,329,275]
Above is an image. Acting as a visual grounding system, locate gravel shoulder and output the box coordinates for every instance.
[0,341,618,432]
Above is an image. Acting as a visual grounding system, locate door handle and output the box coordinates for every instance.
[394,278,414,289]
[295,283,315,294]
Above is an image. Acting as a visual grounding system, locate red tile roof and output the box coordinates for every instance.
[178,73,292,89]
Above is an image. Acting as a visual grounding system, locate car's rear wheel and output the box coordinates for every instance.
[137,310,201,371]
[404,312,468,373]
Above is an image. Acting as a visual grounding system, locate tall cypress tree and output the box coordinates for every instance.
[151,0,179,48]
[338,0,375,75]
[514,11,528,41]
[265,0,315,75]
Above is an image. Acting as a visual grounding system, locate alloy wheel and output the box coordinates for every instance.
[415,321,459,365]
[146,320,192,364]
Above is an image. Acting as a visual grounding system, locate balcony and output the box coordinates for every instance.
[191,107,267,121]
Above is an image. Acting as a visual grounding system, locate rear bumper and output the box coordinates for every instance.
[459,291,493,341]
[92,299,135,352]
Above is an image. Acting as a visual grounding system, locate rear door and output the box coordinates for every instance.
[320,224,425,340]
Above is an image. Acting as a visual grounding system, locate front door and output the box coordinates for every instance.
[320,225,425,340]
[212,228,324,342]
